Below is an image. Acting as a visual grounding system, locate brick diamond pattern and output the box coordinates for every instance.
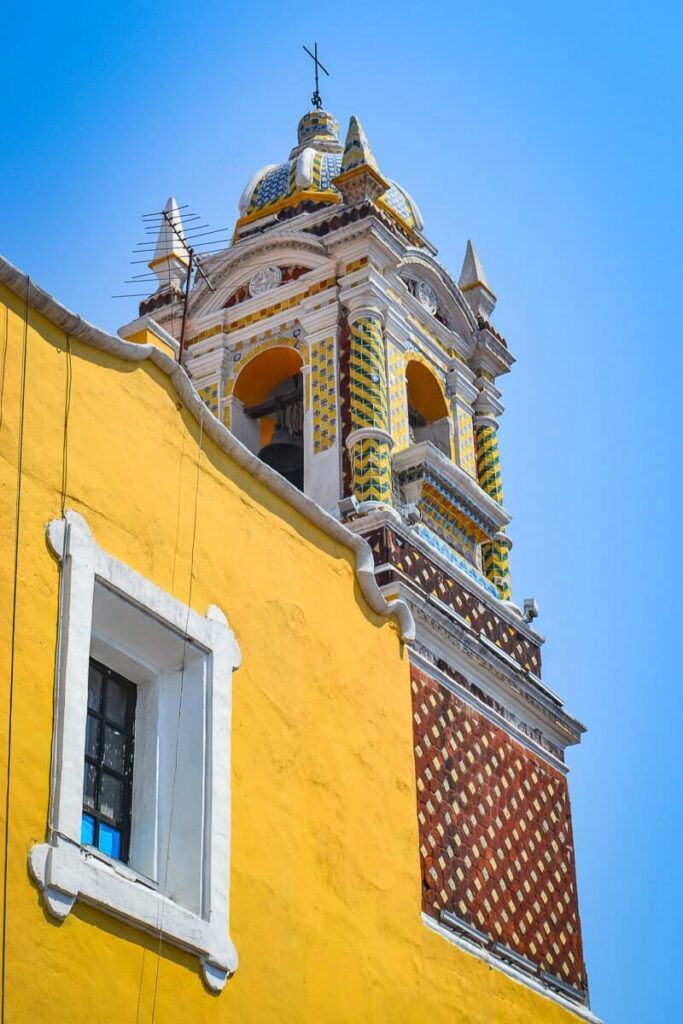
[412,664,587,993]
[367,527,541,674]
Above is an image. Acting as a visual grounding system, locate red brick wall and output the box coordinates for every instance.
[411,663,587,992]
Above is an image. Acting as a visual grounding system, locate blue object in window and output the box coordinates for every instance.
[98,823,121,860]
[81,813,95,846]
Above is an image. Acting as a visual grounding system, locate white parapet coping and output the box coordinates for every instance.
[0,254,415,645]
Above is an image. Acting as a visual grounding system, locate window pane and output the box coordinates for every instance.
[85,714,100,760]
[87,663,103,712]
[81,813,95,846]
[102,725,126,774]
[97,823,121,860]
[83,763,98,809]
[105,677,129,727]
[98,773,123,823]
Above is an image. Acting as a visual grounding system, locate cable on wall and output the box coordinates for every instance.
[148,410,205,1023]
[60,335,72,515]
[0,304,9,431]
[1,276,30,1024]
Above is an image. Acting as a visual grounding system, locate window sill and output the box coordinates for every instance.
[29,836,237,991]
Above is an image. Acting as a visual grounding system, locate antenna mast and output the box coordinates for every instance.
[144,205,218,365]
[117,203,231,365]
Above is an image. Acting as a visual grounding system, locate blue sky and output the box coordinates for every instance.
[2,2,681,1020]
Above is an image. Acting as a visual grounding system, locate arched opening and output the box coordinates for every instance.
[232,347,305,490]
[405,360,451,457]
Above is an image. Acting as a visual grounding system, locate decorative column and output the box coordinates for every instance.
[474,380,512,601]
[346,305,393,510]
[446,361,478,478]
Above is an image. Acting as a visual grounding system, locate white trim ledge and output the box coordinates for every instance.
[29,839,235,991]
[422,914,602,1024]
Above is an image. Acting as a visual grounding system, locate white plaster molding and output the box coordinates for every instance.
[330,219,406,271]
[191,235,330,316]
[297,298,339,337]
[404,593,581,751]
[32,510,241,991]
[191,264,335,326]
[409,641,573,769]
[349,508,545,646]
[422,915,601,1024]
[345,301,385,324]
[472,328,514,378]
[345,427,394,451]
[117,315,180,355]
[397,250,479,335]
[0,255,414,646]
[392,440,512,534]
[446,364,478,405]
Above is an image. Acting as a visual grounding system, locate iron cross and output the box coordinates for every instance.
[302,43,329,111]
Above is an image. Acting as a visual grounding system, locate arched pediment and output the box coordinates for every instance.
[396,250,478,341]
[188,234,332,317]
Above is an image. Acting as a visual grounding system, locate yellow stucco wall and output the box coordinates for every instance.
[0,281,584,1022]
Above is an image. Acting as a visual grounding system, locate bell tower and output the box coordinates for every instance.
[119,102,592,1013]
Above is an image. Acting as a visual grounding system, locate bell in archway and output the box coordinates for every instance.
[258,427,304,491]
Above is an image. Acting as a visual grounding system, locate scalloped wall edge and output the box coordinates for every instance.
[0,254,415,644]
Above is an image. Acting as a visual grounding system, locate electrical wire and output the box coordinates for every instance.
[0,304,9,431]
[149,412,205,1022]
[60,336,72,515]
[1,277,30,1024]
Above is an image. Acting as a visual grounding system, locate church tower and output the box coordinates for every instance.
[120,103,590,1010]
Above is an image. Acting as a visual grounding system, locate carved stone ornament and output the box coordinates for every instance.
[416,280,438,315]
[248,265,282,297]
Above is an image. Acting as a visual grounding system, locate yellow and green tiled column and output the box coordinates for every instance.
[475,415,512,600]
[446,365,478,478]
[347,308,393,508]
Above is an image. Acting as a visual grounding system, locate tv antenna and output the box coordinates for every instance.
[115,200,231,364]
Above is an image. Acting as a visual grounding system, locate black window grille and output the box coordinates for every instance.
[81,658,136,863]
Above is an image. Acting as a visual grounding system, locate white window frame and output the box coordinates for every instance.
[29,511,241,991]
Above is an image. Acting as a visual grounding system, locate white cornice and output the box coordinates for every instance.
[349,508,545,646]
[392,441,512,534]
[409,641,570,768]
[446,365,478,405]
[408,614,583,754]
[472,327,515,377]
[0,254,415,645]
[324,216,408,267]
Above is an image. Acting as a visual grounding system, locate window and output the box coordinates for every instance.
[82,659,136,862]
[29,511,241,992]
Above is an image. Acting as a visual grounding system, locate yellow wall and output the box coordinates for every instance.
[0,281,583,1022]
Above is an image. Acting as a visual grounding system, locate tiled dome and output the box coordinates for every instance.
[236,110,424,235]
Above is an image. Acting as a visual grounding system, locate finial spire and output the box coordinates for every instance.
[341,115,380,174]
[302,43,329,110]
[333,115,389,205]
[459,240,497,317]
[148,197,189,291]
